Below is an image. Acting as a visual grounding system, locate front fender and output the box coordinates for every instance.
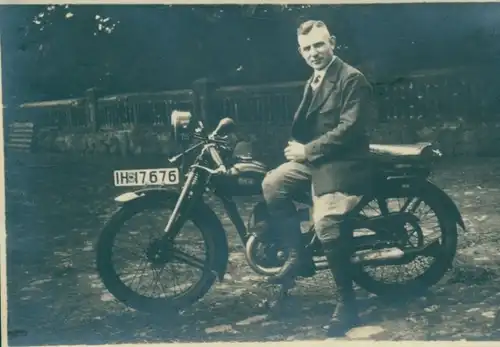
[114,187,180,203]
[424,180,467,231]
[113,187,230,281]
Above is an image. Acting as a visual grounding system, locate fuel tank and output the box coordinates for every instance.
[214,158,269,197]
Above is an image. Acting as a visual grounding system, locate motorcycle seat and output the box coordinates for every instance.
[369,142,439,158]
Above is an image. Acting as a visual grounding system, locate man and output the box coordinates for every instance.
[261,20,375,336]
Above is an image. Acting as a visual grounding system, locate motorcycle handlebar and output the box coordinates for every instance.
[209,117,236,138]
[191,164,227,176]
[168,117,236,168]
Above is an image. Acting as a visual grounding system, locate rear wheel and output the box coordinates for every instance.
[96,197,224,314]
[351,186,458,298]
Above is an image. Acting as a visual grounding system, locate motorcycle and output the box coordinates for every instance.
[96,110,466,314]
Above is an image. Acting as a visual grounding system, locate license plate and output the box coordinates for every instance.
[113,168,180,187]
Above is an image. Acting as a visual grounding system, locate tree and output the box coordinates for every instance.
[3,3,491,104]
[1,4,331,103]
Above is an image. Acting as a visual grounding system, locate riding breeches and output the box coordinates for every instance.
[311,188,362,243]
[261,160,362,243]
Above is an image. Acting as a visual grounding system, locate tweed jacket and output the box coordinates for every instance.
[290,56,375,197]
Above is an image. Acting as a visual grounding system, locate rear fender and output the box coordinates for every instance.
[113,187,229,281]
[376,178,466,231]
[423,180,467,231]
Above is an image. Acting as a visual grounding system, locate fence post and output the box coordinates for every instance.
[191,78,219,131]
[85,87,100,132]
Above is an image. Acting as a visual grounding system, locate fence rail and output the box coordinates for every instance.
[6,66,500,134]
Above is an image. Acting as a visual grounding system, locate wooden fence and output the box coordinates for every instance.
[4,65,500,141]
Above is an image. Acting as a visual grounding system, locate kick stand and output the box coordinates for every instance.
[258,277,296,315]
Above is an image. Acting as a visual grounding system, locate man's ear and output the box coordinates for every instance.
[330,35,336,49]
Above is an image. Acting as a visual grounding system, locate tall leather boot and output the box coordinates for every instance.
[322,239,361,337]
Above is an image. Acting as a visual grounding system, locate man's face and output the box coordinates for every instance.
[298,27,335,70]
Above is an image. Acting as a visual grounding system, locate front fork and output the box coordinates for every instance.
[163,169,203,240]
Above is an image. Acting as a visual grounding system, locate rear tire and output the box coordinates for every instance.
[352,187,458,298]
[96,197,224,314]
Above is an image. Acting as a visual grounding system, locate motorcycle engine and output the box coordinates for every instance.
[244,202,289,274]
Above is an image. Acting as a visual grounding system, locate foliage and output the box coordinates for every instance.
[31,4,119,35]
[1,4,334,103]
[1,3,498,104]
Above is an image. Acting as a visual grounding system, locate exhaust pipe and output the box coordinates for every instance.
[350,247,405,266]
[314,240,441,268]
[313,248,405,269]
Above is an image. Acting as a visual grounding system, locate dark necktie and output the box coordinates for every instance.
[311,74,321,89]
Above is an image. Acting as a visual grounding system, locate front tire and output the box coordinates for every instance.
[96,196,227,314]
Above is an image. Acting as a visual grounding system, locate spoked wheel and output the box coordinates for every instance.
[96,198,221,314]
[351,187,458,298]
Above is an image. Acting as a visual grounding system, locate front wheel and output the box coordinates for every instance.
[95,196,226,314]
[351,187,458,298]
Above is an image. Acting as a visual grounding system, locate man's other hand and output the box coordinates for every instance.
[285,141,307,162]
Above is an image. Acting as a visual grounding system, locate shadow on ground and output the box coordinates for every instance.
[6,152,500,344]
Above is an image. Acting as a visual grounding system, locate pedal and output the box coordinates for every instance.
[258,276,295,313]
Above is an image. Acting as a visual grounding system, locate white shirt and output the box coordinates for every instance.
[310,55,336,91]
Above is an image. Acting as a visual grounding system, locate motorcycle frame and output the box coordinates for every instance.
[159,118,466,256]
[164,147,430,252]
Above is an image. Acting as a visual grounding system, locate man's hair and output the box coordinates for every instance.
[297,20,329,36]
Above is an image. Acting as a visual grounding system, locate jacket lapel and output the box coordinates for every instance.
[306,57,343,118]
[291,76,313,125]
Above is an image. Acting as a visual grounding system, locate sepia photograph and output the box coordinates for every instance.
[2,2,500,345]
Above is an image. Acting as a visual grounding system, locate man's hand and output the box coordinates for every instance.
[284,141,307,162]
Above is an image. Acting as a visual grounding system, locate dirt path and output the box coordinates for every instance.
[6,154,500,344]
